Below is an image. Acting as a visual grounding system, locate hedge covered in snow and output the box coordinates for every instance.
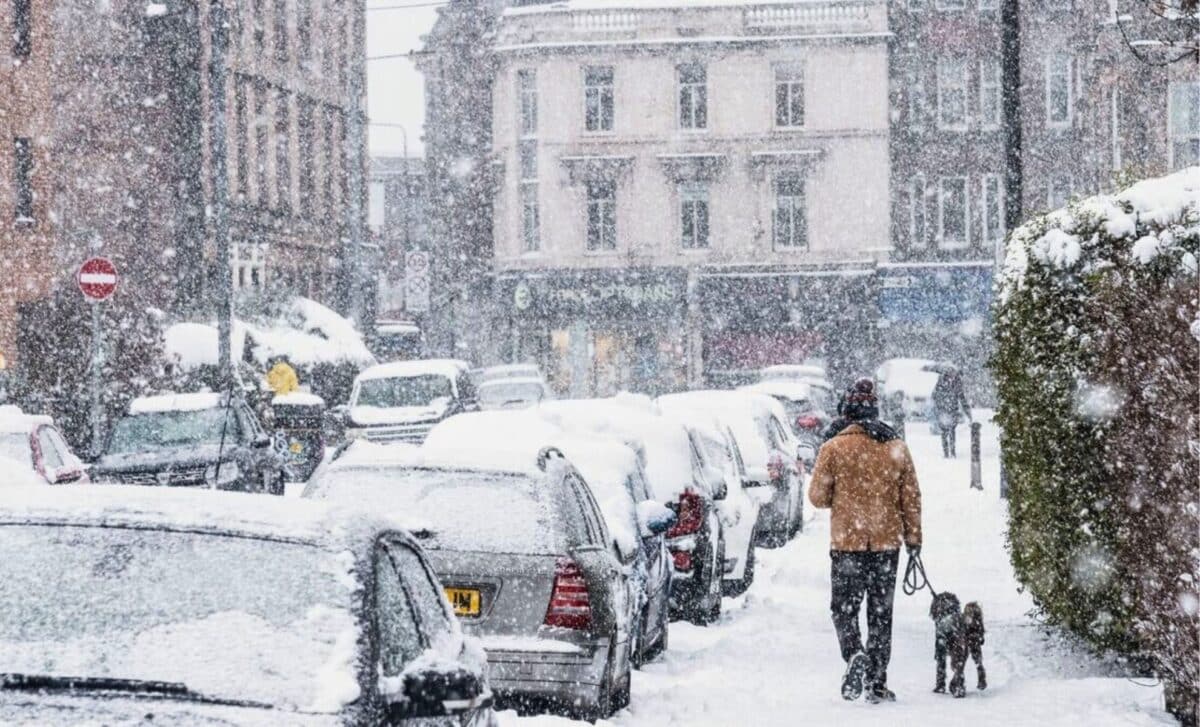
[993,167,1199,720]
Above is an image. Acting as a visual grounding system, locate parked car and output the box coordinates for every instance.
[0,406,87,485]
[304,446,645,721]
[0,486,495,726]
[660,391,805,547]
[342,359,478,444]
[422,410,673,667]
[368,319,425,362]
[875,357,940,420]
[473,364,545,386]
[90,392,287,495]
[477,377,553,411]
[540,397,726,625]
[738,380,832,464]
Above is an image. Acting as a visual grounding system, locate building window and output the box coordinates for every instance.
[1169,82,1200,170]
[773,176,807,249]
[297,0,312,64]
[979,0,998,10]
[937,59,968,130]
[518,70,537,138]
[1047,175,1073,209]
[274,0,289,62]
[253,0,266,51]
[521,185,540,253]
[13,0,31,58]
[982,174,1004,248]
[679,184,710,249]
[1110,88,1122,172]
[910,175,928,249]
[938,177,969,249]
[678,63,708,131]
[1045,54,1073,127]
[322,109,336,212]
[254,83,270,206]
[275,89,291,210]
[13,137,34,221]
[518,141,537,181]
[937,0,966,10]
[235,79,249,200]
[775,65,805,128]
[584,66,614,133]
[980,60,1001,128]
[299,99,316,212]
[586,180,617,251]
[906,66,927,128]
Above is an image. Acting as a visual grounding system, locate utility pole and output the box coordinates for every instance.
[1000,0,1023,242]
[209,0,236,388]
[342,3,368,328]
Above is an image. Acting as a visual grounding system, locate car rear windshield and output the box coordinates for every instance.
[106,408,241,454]
[356,375,453,408]
[312,468,563,554]
[0,524,361,713]
[478,381,545,409]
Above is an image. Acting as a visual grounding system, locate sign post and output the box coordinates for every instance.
[77,257,118,457]
[405,251,431,314]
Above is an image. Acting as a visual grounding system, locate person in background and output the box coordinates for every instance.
[266,356,299,397]
[931,367,971,458]
[810,378,922,704]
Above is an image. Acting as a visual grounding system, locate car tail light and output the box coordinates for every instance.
[796,414,822,430]
[543,557,592,631]
[666,490,704,538]
[671,550,693,572]
[767,454,786,482]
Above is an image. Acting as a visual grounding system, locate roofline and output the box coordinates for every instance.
[495,31,892,54]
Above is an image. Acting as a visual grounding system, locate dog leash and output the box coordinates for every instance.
[902,552,937,597]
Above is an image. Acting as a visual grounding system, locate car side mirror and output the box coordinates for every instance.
[386,667,491,722]
[49,467,83,485]
[742,477,769,489]
[251,433,271,449]
[636,500,676,538]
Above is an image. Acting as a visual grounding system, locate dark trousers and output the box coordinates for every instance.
[940,424,957,458]
[830,549,899,686]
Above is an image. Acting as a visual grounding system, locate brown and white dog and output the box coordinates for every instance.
[930,592,987,698]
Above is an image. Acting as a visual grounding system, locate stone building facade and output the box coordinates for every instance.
[491,0,892,395]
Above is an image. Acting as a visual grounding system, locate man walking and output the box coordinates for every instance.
[810,378,922,703]
[931,366,971,458]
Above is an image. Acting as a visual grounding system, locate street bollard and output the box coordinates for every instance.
[895,409,906,441]
[999,458,1009,499]
[970,421,983,490]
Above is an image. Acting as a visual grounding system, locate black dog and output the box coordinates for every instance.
[930,593,986,697]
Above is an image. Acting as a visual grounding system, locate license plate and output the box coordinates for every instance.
[445,587,481,617]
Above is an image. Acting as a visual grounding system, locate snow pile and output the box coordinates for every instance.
[1000,166,1200,300]
[129,391,222,414]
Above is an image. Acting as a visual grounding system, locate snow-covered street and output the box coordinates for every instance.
[501,416,1172,727]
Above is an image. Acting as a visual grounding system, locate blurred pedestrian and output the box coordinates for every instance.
[266,356,299,397]
[931,368,971,458]
[810,378,923,704]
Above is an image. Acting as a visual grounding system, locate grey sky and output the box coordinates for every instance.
[366,1,441,157]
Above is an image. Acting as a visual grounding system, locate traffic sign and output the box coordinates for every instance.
[405,251,430,314]
[77,257,119,302]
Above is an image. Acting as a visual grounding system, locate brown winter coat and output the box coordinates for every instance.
[808,424,923,552]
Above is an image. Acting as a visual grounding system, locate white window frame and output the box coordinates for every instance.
[678,63,708,131]
[1168,81,1200,171]
[679,183,710,249]
[586,180,617,252]
[521,183,539,253]
[982,174,1004,248]
[774,64,805,129]
[772,175,808,250]
[1044,54,1073,128]
[937,59,969,131]
[584,66,614,133]
[909,174,929,249]
[518,69,537,139]
[938,176,969,250]
[1110,88,1122,171]
[979,60,1001,129]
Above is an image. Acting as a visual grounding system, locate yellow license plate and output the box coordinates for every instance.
[445,587,481,617]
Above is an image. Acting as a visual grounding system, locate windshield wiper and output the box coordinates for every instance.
[0,673,272,709]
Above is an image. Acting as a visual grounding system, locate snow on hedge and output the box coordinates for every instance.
[999,166,1200,301]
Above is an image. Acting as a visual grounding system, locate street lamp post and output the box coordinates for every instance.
[208,0,235,388]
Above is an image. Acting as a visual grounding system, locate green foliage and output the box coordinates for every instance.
[992,171,1199,713]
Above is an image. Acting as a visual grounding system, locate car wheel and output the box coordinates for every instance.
[630,607,646,669]
[697,539,724,625]
[722,534,756,598]
[264,470,284,496]
[581,639,621,722]
[650,605,670,660]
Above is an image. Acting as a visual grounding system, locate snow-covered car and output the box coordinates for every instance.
[738,380,831,463]
[303,445,642,721]
[90,393,287,495]
[473,363,545,385]
[344,359,478,444]
[540,397,727,625]
[422,411,673,667]
[0,486,495,726]
[875,357,940,420]
[659,391,805,547]
[0,406,87,485]
[477,377,553,410]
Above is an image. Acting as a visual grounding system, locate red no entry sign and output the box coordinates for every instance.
[77,257,119,301]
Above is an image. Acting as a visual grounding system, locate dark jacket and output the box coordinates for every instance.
[932,373,971,424]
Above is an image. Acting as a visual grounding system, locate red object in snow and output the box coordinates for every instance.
[77,257,119,301]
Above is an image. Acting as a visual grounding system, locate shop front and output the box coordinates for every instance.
[496,268,689,398]
[696,267,878,388]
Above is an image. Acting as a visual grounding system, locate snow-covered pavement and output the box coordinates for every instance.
[501,415,1173,726]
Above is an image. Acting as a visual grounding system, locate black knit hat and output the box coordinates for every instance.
[838,377,879,420]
